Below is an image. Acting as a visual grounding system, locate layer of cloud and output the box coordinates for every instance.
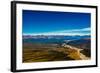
[54,27,90,33]
[23,27,91,36]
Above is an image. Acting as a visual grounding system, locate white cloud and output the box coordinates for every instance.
[80,27,90,31]
[23,27,91,36]
[55,27,90,33]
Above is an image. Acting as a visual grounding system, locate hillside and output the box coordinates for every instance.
[67,38,91,57]
[23,42,90,63]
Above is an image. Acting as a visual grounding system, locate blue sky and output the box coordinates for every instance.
[22,10,91,36]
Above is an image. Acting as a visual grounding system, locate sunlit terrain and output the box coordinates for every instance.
[23,35,91,63]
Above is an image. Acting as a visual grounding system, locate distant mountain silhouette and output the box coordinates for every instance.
[23,35,90,40]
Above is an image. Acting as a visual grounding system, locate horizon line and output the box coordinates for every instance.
[23,33,91,36]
